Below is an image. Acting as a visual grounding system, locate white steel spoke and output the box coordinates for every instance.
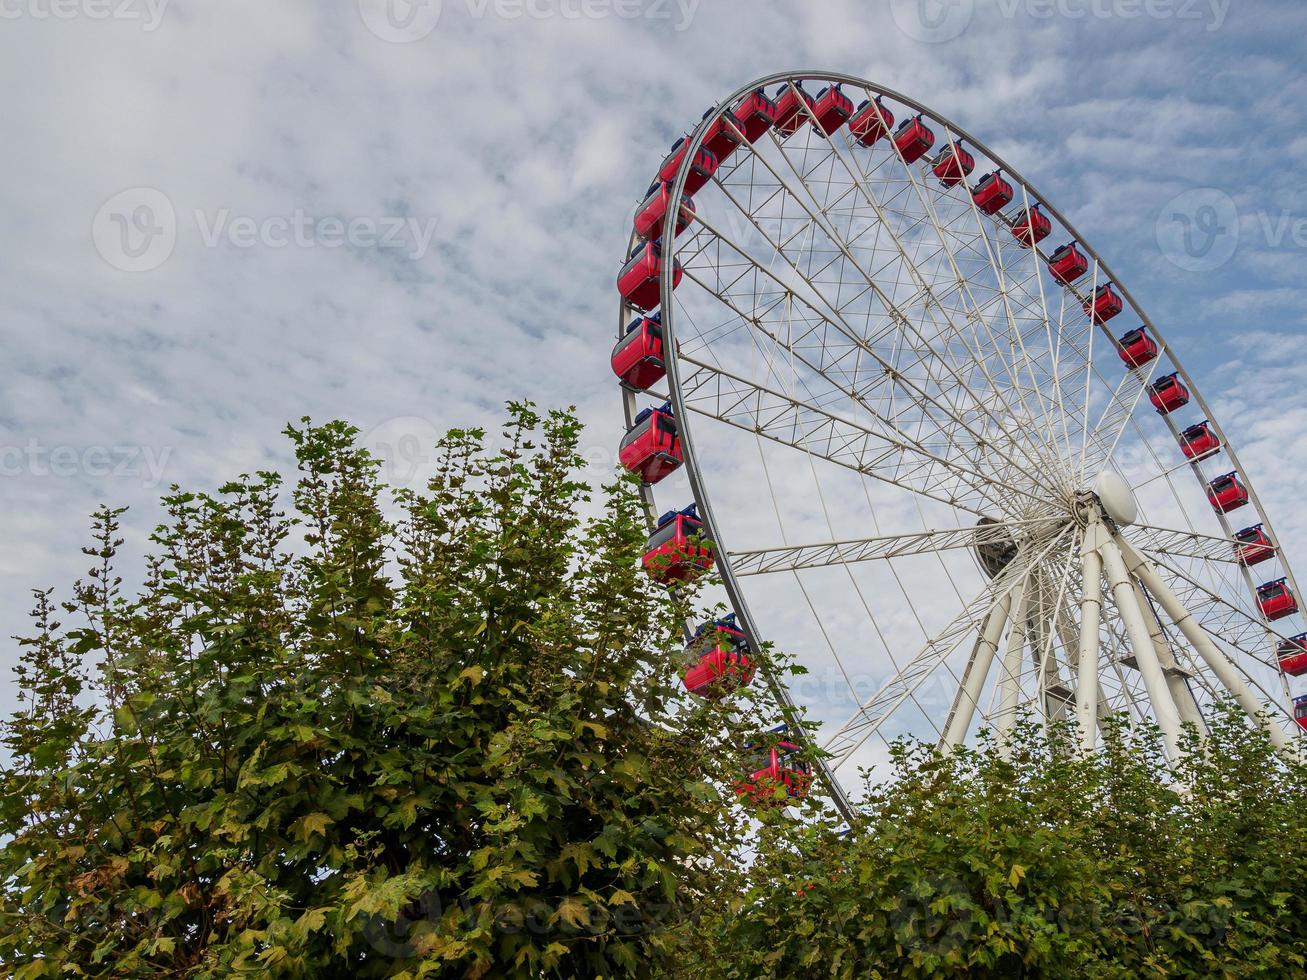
[727,518,1064,577]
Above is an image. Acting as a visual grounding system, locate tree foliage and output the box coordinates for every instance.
[5,404,1307,978]
[699,714,1307,979]
[0,406,765,978]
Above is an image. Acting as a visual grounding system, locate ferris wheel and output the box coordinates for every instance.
[612,70,1305,818]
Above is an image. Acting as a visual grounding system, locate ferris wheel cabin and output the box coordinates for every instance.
[682,613,754,698]
[1277,634,1307,676]
[773,82,817,136]
[972,171,1014,214]
[618,239,683,312]
[634,181,696,241]
[1085,283,1124,324]
[1206,472,1249,513]
[736,724,812,806]
[893,115,936,163]
[619,403,683,485]
[813,84,854,135]
[1295,696,1307,733]
[656,137,718,196]
[849,97,894,146]
[1179,421,1221,461]
[1147,372,1190,414]
[1257,578,1298,621]
[612,314,667,391]
[732,87,779,143]
[1234,524,1276,566]
[1047,242,1090,284]
[1117,327,1159,369]
[932,142,975,187]
[642,504,714,585]
[700,106,745,164]
[1011,205,1052,247]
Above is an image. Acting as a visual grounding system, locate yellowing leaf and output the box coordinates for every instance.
[458,666,484,686]
[1008,864,1026,888]
[291,811,334,842]
[554,896,591,930]
[608,889,637,907]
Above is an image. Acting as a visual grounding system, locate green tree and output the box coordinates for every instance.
[0,406,777,978]
[698,713,1307,979]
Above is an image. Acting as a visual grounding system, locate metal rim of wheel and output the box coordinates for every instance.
[618,70,1303,819]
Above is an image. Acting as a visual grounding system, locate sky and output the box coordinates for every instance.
[1,0,1306,758]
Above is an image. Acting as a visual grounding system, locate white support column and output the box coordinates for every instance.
[1054,603,1117,745]
[1098,534,1187,761]
[995,581,1032,757]
[1117,537,1292,754]
[941,589,1015,749]
[1077,520,1107,753]
[1132,579,1207,734]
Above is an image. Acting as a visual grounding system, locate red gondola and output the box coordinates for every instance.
[1277,634,1307,676]
[701,106,745,165]
[893,115,936,164]
[733,87,778,143]
[611,314,667,391]
[932,142,975,187]
[1147,372,1189,415]
[1206,471,1249,513]
[1234,524,1275,566]
[1047,242,1090,284]
[849,96,894,146]
[1257,578,1298,621]
[1295,695,1307,732]
[618,239,683,312]
[773,83,817,137]
[971,171,1014,215]
[633,181,696,241]
[1011,205,1051,247]
[1117,327,1158,369]
[1179,421,1220,461]
[812,84,854,136]
[1084,283,1124,324]
[735,725,812,806]
[642,504,714,585]
[656,137,719,196]
[619,403,682,485]
[682,613,754,698]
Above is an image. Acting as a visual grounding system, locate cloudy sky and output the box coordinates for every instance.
[2,0,1305,752]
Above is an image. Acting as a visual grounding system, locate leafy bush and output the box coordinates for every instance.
[698,714,1307,979]
[0,407,762,978]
